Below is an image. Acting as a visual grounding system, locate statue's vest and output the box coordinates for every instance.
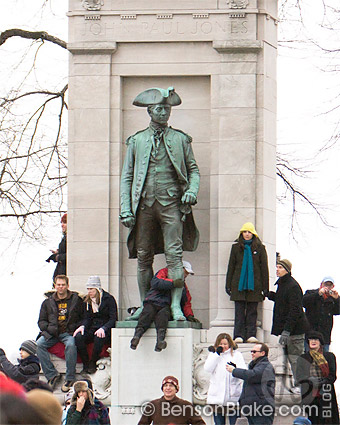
[143,137,181,208]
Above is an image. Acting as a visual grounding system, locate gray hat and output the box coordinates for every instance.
[86,276,101,290]
[322,276,335,285]
[20,340,37,356]
[133,87,181,107]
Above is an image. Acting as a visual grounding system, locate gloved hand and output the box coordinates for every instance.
[208,346,215,353]
[173,279,184,288]
[0,348,6,357]
[278,330,290,346]
[46,253,57,263]
[186,315,201,323]
[216,346,223,355]
[226,288,232,296]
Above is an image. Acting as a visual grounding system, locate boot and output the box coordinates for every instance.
[130,327,145,350]
[155,328,167,352]
[170,288,186,321]
[87,360,97,374]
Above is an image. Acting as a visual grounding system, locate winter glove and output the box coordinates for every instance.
[208,346,215,353]
[0,348,6,357]
[226,288,232,296]
[46,253,57,263]
[186,315,200,323]
[216,346,223,355]
[173,279,184,288]
[278,330,290,346]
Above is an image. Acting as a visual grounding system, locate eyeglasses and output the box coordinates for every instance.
[250,350,261,354]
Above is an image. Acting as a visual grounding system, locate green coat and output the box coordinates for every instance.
[120,126,200,258]
[225,238,269,302]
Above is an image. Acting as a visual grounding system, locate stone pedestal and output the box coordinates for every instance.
[111,327,201,424]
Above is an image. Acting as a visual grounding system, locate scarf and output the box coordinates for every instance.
[310,349,329,377]
[238,239,254,291]
[90,292,102,313]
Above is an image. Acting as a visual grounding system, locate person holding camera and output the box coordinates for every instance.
[303,276,339,352]
[204,333,246,425]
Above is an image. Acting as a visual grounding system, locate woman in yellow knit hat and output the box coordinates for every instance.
[225,222,269,343]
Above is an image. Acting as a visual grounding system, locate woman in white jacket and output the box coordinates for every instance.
[204,333,246,425]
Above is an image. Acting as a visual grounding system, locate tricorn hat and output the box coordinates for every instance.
[133,87,181,107]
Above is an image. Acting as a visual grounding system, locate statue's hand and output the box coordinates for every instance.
[181,191,196,205]
[121,216,136,228]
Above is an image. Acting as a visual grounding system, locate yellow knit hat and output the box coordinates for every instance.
[239,222,258,238]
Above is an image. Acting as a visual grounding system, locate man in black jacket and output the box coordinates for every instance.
[226,343,275,424]
[36,275,83,393]
[303,276,339,352]
[267,259,307,389]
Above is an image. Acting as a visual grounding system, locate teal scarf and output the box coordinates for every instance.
[238,239,254,291]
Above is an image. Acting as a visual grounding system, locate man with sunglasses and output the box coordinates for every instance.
[226,343,275,425]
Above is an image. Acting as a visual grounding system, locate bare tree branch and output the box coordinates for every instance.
[0,29,67,49]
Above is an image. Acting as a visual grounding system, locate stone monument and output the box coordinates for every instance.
[67,0,280,423]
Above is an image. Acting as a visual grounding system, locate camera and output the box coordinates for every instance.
[329,290,334,295]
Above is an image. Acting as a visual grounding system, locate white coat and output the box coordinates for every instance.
[204,348,246,405]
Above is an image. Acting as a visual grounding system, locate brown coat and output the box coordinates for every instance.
[138,395,206,425]
[225,237,269,302]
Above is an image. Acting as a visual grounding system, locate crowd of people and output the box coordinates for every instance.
[1,218,339,425]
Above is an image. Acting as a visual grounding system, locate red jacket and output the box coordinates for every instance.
[144,268,194,318]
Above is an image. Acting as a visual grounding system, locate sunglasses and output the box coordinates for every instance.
[250,350,262,354]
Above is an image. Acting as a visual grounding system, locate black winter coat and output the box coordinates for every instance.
[303,289,340,344]
[232,355,275,413]
[38,291,83,340]
[0,354,40,384]
[268,273,308,336]
[226,237,269,302]
[296,351,339,424]
[81,290,118,335]
[53,233,67,281]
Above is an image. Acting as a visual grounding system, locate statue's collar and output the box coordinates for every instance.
[149,122,168,133]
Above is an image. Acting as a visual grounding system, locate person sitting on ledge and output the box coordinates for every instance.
[130,261,200,352]
[73,276,118,375]
[37,275,83,393]
[0,340,40,384]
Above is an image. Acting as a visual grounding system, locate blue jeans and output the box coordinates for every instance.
[37,333,77,381]
[213,412,238,425]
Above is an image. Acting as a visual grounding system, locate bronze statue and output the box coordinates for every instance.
[120,87,200,321]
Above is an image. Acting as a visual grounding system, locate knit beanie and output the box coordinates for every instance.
[20,340,37,356]
[0,375,26,399]
[72,381,94,405]
[277,259,292,273]
[239,222,258,238]
[161,376,179,392]
[86,275,102,290]
[26,389,62,425]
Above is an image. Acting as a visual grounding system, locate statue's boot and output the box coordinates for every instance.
[171,287,186,321]
[126,267,153,321]
[130,327,145,350]
[154,328,167,352]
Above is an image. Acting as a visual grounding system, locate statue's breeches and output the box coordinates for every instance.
[135,200,184,278]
